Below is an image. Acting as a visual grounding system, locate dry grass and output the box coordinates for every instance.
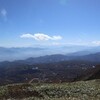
[0,79,100,100]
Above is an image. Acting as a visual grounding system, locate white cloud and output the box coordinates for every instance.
[20,34,34,38]
[0,9,7,21]
[92,41,100,46]
[20,33,62,41]
[52,36,62,40]
[1,9,7,17]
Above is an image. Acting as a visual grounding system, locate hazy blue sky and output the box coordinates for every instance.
[0,0,100,47]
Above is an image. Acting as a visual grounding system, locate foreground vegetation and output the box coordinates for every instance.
[0,79,100,100]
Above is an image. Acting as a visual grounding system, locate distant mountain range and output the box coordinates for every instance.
[1,45,100,61]
[0,47,47,61]
[10,51,100,65]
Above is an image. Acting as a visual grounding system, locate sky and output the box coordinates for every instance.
[0,0,100,47]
